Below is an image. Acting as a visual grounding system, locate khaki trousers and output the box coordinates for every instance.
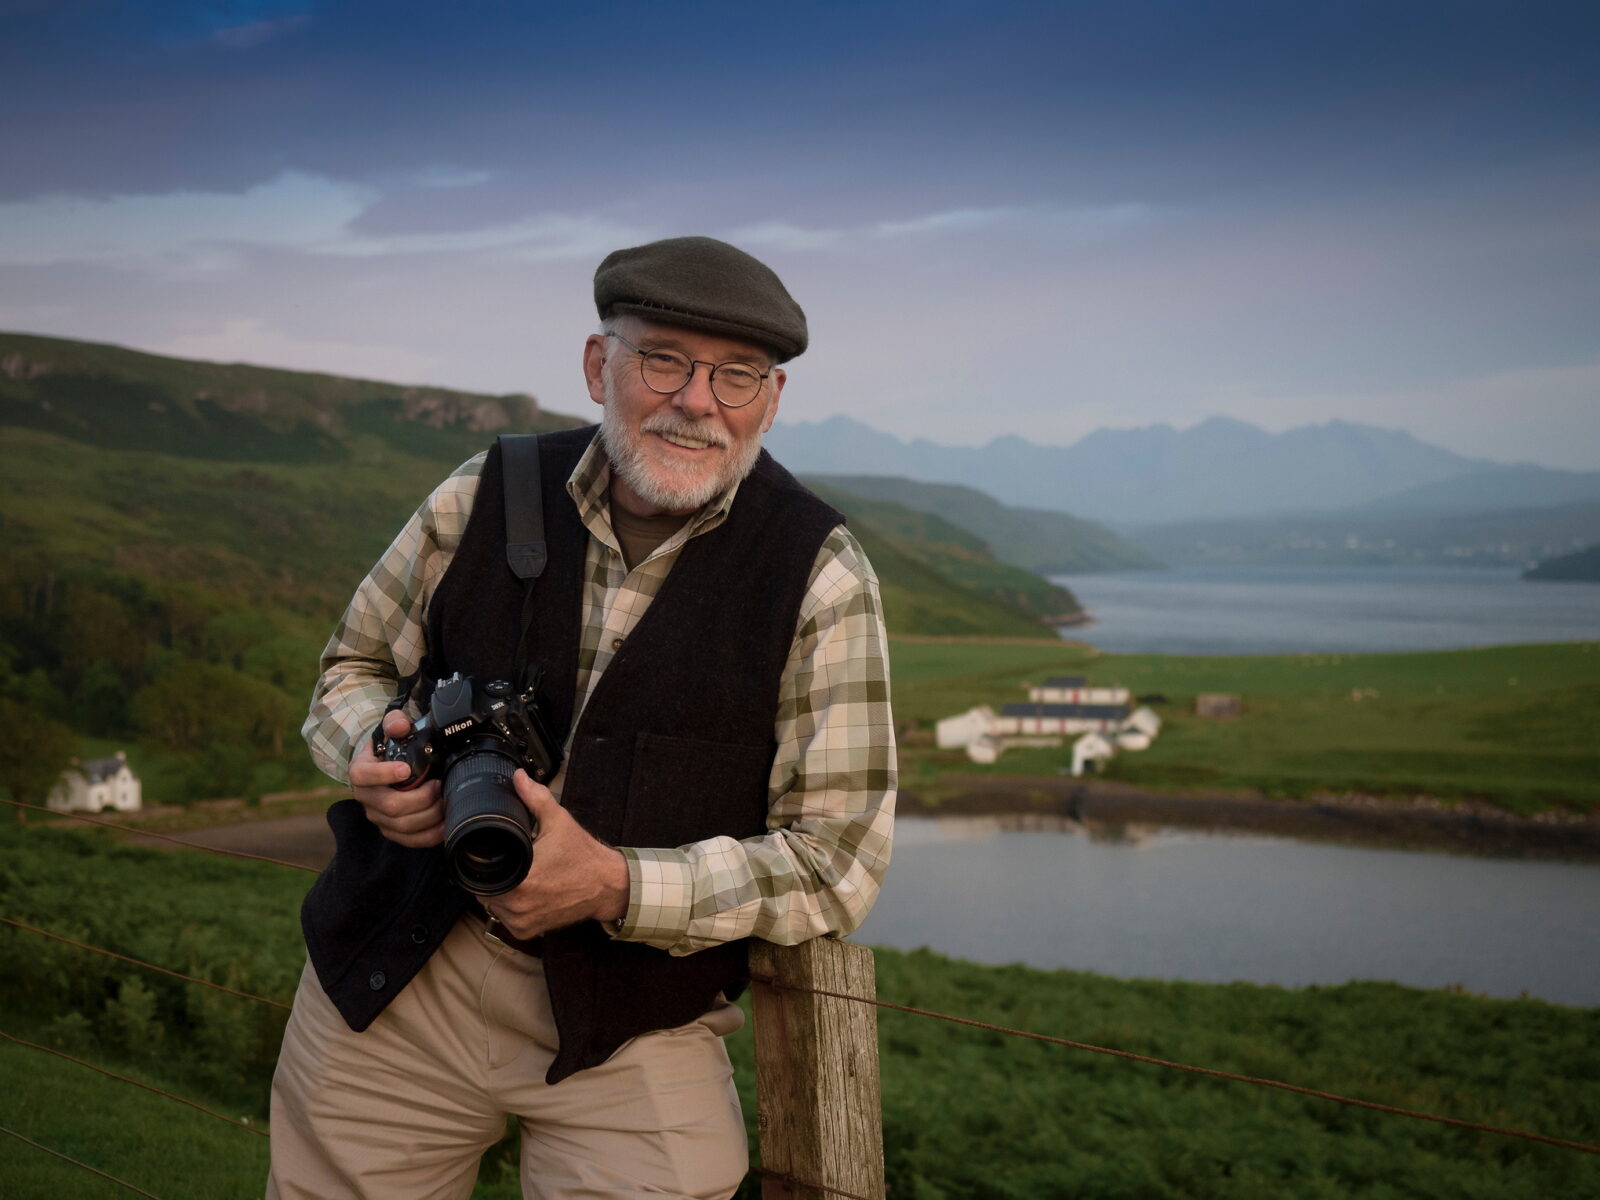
[266,918,748,1199]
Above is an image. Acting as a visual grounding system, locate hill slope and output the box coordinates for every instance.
[0,333,1077,804]
[806,483,1083,633]
[803,473,1157,573]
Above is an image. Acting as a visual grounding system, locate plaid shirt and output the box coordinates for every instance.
[304,433,895,955]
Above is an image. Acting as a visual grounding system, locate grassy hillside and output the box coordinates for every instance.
[0,332,1078,808]
[0,821,1594,1199]
[890,640,1600,814]
[0,330,580,464]
[809,481,1083,626]
[805,472,1160,573]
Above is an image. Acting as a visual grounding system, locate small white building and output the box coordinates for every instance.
[1123,706,1162,738]
[936,682,1164,767]
[1072,732,1116,776]
[1027,676,1131,706]
[967,734,1003,764]
[47,751,142,814]
[936,705,998,750]
[995,702,1131,737]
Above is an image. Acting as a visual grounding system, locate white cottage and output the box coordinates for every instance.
[936,706,998,750]
[1071,732,1116,776]
[47,751,142,814]
[935,681,1163,767]
[1027,676,1132,706]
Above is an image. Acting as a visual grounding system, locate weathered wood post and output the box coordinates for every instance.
[750,937,886,1200]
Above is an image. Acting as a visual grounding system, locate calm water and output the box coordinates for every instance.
[897,565,1600,1002]
[1053,564,1600,654]
[858,817,1600,1006]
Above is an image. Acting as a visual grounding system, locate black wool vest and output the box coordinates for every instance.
[301,425,843,1084]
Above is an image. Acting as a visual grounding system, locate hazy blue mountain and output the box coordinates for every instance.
[765,415,1514,524]
[1125,499,1600,569]
[1354,465,1600,515]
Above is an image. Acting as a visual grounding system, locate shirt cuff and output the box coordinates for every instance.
[615,846,697,949]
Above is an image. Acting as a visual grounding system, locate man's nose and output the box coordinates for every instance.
[673,362,720,417]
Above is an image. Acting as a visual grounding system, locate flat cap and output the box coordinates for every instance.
[594,236,808,361]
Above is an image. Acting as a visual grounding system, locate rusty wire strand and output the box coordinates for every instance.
[750,975,1600,1157]
[0,1123,164,1198]
[8,794,1596,1171]
[0,1030,270,1139]
[0,915,292,1011]
[0,796,318,873]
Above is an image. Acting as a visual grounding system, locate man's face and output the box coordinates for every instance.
[584,317,785,517]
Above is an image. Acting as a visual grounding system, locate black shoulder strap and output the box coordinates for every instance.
[498,433,547,580]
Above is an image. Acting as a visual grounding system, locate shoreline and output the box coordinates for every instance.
[74,779,1600,867]
[900,776,1600,862]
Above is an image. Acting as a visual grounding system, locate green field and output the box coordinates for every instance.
[891,639,1600,815]
[2,820,1597,1199]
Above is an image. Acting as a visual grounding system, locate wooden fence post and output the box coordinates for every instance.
[750,937,886,1200]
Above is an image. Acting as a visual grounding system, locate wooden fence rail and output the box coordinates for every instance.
[750,937,886,1200]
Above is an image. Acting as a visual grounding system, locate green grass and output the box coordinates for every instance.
[2,820,1597,1199]
[891,639,1600,814]
[0,1035,272,1198]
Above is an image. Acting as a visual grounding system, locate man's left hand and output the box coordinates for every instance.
[483,770,631,940]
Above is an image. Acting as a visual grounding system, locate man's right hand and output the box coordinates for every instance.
[349,709,446,848]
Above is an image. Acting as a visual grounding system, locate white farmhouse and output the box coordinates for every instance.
[47,751,142,814]
[936,705,998,751]
[1028,676,1131,706]
[1123,706,1162,738]
[995,701,1131,736]
[935,680,1164,767]
[1072,732,1116,776]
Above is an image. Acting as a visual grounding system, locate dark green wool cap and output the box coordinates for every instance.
[593,236,808,362]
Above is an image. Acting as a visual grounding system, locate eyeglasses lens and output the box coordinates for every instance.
[638,351,760,408]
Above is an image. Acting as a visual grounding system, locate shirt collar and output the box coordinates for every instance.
[566,428,742,551]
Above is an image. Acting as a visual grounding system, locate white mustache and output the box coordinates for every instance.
[640,413,730,449]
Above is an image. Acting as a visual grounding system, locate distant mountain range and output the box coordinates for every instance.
[764,415,1600,527]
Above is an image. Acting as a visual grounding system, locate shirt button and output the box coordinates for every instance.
[368,971,387,991]
[611,637,624,650]
[409,925,428,945]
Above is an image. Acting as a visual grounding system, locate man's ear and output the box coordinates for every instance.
[582,335,608,407]
[760,367,785,433]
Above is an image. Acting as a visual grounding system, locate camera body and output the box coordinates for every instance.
[374,671,563,896]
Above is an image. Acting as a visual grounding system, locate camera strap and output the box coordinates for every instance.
[497,433,547,693]
[498,433,547,581]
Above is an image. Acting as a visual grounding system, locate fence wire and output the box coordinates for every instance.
[0,1122,164,1198]
[0,1030,269,1140]
[750,973,1600,1157]
[7,785,1599,1200]
[0,797,318,873]
[0,915,291,1011]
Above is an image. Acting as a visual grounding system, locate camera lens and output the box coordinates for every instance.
[441,749,535,896]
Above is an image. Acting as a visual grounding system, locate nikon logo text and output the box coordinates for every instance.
[443,720,474,737]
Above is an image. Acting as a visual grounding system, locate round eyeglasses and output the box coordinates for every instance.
[606,331,770,408]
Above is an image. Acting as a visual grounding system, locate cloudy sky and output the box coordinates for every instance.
[3,0,1597,466]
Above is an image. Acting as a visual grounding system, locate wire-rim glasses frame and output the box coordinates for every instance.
[606,331,770,409]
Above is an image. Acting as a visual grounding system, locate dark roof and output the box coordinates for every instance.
[1038,676,1087,688]
[1002,703,1130,720]
[77,756,133,784]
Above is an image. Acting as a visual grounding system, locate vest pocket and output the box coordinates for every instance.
[621,732,775,847]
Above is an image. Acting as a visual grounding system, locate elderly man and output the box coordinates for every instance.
[268,236,895,1199]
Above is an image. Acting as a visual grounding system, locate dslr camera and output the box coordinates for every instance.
[374,671,563,896]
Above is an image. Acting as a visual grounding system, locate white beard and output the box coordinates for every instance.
[599,388,765,514]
